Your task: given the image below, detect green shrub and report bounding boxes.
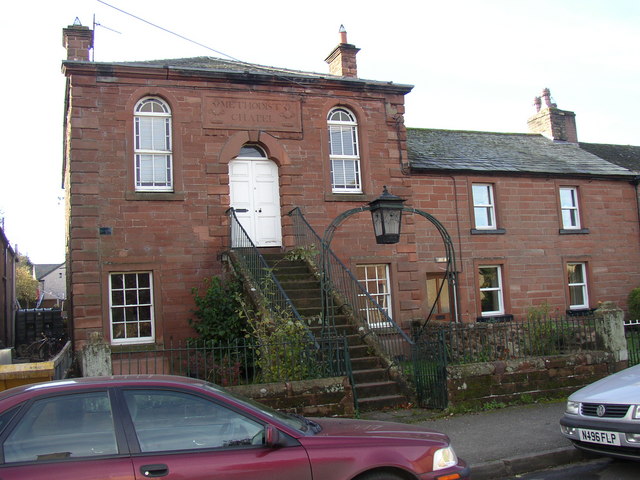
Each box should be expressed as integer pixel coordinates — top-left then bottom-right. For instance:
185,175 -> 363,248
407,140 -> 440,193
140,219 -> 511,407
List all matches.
189,276 -> 246,343
628,287 -> 640,321
526,302 -> 552,322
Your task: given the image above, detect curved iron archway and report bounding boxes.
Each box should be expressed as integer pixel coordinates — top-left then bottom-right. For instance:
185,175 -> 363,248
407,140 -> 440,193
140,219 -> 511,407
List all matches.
321,204 -> 459,336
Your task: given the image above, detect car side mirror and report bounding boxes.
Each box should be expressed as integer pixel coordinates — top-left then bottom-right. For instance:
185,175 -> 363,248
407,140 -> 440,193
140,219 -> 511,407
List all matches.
264,425 -> 281,448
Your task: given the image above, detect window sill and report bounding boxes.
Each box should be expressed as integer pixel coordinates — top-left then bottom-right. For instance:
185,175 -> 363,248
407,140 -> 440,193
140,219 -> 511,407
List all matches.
324,192 -> 374,202
471,228 -> 506,235
559,228 -> 590,235
126,191 -> 185,201
110,341 -> 158,351
566,308 -> 595,317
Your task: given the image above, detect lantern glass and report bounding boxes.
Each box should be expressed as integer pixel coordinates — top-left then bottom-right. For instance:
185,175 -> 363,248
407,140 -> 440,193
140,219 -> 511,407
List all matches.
368,187 -> 405,244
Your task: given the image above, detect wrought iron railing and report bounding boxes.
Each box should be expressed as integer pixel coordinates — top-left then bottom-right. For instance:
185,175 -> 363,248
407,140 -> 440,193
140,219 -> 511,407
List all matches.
418,315 -> 605,364
626,321 -> 640,366
288,207 -> 414,366
226,208 -> 316,344
112,337 -> 352,386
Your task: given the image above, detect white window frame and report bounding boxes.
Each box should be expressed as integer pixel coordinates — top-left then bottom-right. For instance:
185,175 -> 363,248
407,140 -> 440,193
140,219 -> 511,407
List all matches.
109,272 -> 155,345
567,262 -> 589,309
478,265 -> 504,316
472,184 -> 497,229
328,108 -> 361,193
560,187 -> 581,229
134,97 -> 173,192
357,264 -> 392,327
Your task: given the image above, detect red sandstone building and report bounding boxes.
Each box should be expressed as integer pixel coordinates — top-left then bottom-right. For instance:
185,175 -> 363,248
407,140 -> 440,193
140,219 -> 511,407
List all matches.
62,24 -> 640,351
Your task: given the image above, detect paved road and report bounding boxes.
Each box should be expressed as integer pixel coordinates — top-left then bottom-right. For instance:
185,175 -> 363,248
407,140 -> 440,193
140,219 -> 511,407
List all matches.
416,401 -> 570,466
504,458 -> 638,479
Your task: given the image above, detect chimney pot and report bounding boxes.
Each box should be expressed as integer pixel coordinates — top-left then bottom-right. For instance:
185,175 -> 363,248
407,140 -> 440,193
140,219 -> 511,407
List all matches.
527,88 -> 577,143
339,24 -> 348,44
533,96 -> 541,112
541,88 -> 556,108
325,25 -> 360,78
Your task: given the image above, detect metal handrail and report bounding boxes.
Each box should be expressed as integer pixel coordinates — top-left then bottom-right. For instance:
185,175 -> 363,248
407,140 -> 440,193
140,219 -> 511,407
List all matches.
226,208 -> 317,345
288,208 -> 414,365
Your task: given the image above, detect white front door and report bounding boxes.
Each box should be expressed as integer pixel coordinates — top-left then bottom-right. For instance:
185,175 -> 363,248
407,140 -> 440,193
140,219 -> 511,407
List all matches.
229,158 -> 282,247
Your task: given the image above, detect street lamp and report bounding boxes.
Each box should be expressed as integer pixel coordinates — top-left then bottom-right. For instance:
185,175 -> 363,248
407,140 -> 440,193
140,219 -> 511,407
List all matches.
318,186 -> 459,337
368,186 -> 405,244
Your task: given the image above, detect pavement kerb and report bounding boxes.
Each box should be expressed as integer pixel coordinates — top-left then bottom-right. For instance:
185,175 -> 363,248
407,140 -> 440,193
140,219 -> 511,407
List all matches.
470,446 -> 587,480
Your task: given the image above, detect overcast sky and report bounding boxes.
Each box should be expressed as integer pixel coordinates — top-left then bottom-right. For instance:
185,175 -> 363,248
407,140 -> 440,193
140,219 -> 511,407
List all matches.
1,0 -> 638,264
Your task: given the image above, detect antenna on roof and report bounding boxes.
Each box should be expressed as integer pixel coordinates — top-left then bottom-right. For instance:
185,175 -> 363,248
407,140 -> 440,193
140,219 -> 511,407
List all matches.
92,13 -> 121,61
93,14 -> 121,34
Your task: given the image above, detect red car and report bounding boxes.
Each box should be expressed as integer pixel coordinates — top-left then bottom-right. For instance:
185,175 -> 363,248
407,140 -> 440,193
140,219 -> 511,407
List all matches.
0,375 -> 469,480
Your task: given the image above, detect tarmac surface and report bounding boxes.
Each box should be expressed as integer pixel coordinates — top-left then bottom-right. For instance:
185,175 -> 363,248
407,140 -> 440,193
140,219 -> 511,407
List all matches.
361,400 -> 588,479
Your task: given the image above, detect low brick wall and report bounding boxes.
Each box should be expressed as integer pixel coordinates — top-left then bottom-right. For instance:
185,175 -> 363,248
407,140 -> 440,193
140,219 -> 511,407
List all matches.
229,376 -> 355,417
447,351 -> 623,409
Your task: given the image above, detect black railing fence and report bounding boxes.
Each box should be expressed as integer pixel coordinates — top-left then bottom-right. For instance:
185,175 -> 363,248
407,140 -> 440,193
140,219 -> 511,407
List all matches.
626,320 -> 640,366
416,315 -> 604,365
112,337 -> 352,386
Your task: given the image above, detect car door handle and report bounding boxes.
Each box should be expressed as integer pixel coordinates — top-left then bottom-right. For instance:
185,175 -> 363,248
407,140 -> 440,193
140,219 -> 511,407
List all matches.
141,464 -> 169,477
235,208 -> 249,213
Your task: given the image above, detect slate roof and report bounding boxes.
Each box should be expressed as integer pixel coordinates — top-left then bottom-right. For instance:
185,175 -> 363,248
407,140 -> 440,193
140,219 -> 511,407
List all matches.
104,56 -> 413,91
124,56 -> 321,75
407,128 -> 635,178
579,142 -> 640,173
34,263 -> 64,280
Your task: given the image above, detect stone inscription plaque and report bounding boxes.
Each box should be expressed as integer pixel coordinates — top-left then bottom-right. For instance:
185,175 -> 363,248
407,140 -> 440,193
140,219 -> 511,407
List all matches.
203,95 -> 301,132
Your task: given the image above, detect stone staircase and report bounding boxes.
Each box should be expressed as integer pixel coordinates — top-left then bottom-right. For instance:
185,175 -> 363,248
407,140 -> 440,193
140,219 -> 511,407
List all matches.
261,251 -> 409,412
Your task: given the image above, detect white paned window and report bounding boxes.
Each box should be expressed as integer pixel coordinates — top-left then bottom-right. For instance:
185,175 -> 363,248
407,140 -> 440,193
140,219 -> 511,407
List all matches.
560,187 -> 581,229
479,266 -> 504,316
472,184 -> 496,229
357,264 -> 392,327
134,97 -> 173,191
328,108 -> 361,193
567,263 -> 589,309
109,272 -> 154,344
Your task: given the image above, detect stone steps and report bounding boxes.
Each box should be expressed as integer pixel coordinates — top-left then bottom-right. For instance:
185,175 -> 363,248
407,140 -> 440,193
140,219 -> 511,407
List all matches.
262,251 -> 409,412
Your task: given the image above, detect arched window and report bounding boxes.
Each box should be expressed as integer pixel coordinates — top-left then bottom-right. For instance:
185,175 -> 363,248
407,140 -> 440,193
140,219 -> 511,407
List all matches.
327,107 -> 361,193
134,97 -> 173,191
236,145 -> 268,159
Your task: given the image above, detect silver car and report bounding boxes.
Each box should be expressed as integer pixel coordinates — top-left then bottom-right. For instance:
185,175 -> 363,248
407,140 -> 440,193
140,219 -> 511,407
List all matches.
560,363 -> 640,460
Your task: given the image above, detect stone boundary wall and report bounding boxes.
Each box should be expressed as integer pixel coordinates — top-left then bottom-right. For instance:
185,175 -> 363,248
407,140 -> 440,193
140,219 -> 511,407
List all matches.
447,351 -> 624,409
228,376 -> 355,417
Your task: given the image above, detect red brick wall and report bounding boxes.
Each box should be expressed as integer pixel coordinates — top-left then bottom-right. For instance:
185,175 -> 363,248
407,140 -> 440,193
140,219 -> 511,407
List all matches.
64,64 -> 412,349
64,61 -> 640,349
410,174 -> 640,323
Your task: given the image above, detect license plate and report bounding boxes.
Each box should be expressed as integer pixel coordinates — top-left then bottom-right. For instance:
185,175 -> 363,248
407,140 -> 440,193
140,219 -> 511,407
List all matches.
578,428 -> 621,446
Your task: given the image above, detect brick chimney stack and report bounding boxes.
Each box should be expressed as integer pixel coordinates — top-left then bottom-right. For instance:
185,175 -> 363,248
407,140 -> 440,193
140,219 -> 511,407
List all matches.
527,88 -> 578,143
62,20 -> 93,61
325,25 -> 360,78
